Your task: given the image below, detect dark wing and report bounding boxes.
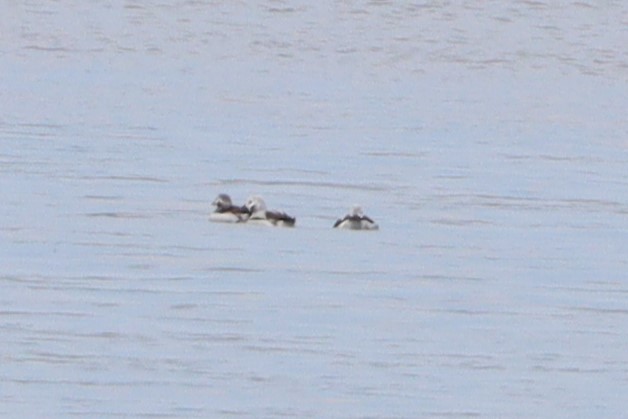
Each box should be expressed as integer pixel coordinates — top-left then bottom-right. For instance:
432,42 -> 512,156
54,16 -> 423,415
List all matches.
217,205 -> 249,215
361,215 -> 376,224
333,215 -> 350,228
236,205 -> 250,215
266,211 -> 296,226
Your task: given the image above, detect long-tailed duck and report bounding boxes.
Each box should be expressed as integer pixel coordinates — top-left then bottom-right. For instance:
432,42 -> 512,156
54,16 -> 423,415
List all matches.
209,193 -> 249,223
245,196 -> 296,227
333,205 -> 379,230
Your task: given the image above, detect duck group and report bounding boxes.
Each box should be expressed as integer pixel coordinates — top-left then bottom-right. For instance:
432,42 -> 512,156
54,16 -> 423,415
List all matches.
210,194 -> 378,230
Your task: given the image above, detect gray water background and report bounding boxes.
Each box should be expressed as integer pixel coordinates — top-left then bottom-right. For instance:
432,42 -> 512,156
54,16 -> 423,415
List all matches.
1,1 -> 627,418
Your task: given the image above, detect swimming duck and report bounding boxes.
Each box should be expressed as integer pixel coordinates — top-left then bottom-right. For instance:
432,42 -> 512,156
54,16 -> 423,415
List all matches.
333,205 -> 378,230
209,194 -> 249,223
245,196 -> 296,227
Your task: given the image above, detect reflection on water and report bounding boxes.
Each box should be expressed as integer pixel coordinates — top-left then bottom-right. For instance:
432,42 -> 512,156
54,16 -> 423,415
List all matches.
2,1 -> 627,418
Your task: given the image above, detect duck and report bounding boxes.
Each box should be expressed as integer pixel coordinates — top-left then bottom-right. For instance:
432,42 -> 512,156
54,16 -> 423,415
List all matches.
245,196 -> 296,227
209,194 -> 249,223
333,205 -> 379,230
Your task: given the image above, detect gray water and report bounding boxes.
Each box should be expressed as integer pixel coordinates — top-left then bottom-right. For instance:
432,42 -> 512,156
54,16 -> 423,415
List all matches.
1,1 -> 627,418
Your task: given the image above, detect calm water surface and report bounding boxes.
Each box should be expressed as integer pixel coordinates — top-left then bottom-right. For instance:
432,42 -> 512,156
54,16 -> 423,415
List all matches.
1,1 -> 627,418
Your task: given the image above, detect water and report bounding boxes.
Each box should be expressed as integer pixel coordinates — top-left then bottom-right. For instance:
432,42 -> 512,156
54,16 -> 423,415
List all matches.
1,1 -> 627,418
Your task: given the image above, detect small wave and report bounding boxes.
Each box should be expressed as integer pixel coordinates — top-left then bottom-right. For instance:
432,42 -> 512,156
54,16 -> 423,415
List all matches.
80,175 -> 169,183
23,45 -> 71,52
84,212 -> 150,219
216,178 -> 389,192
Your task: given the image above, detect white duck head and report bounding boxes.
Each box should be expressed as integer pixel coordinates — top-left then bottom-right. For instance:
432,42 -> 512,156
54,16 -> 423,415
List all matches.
245,196 -> 267,214
350,205 -> 364,217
